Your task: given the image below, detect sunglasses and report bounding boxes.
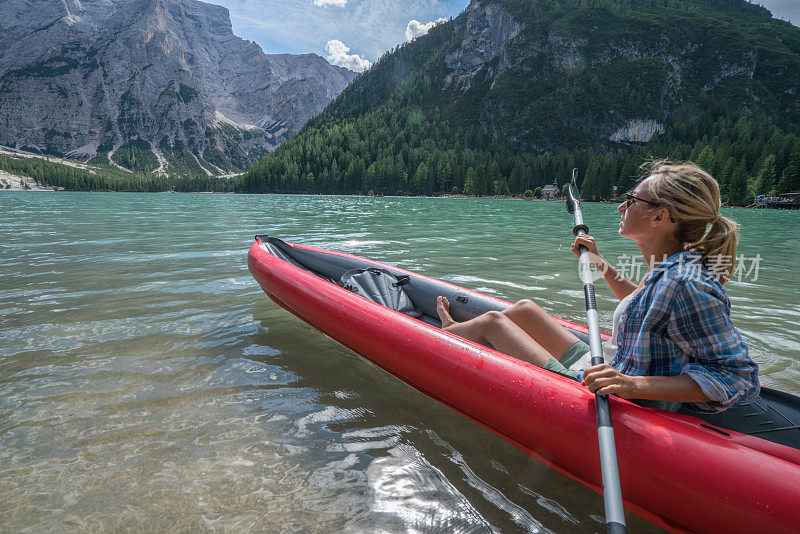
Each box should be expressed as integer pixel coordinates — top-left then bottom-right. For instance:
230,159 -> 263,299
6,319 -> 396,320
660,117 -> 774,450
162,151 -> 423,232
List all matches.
625,193 -> 675,222
625,192 -> 659,209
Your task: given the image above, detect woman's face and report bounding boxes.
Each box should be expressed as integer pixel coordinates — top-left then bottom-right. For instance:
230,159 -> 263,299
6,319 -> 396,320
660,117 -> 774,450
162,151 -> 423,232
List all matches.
618,178 -> 660,240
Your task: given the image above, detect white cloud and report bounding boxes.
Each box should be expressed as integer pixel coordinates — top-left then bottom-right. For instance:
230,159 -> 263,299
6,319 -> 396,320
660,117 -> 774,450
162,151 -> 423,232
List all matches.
313,0 -> 347,7
214,1 -> 469,61
405,18 -> 446,41
325,39 -> 372,72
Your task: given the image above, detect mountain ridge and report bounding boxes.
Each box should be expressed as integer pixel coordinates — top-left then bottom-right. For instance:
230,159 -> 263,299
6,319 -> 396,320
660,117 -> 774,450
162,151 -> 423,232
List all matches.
238,0 -> 800,204
0,0 -> 356,178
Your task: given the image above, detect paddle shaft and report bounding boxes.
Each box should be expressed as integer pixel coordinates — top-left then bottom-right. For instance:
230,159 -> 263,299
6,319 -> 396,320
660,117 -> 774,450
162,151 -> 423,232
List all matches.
570,185 -> 626,533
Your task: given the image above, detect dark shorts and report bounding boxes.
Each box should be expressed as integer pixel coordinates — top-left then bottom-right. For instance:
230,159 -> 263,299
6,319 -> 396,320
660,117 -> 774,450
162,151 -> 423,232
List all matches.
543,340 -> 590,380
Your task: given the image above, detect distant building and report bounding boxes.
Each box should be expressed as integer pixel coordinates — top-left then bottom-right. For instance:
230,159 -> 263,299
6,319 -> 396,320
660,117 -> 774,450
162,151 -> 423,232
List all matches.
751,192 -> 800,210
781,192 -> 800,204
542,180 -> 559,199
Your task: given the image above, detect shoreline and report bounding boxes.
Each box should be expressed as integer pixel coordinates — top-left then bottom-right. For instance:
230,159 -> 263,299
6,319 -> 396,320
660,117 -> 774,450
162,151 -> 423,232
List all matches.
0,171 -> 62,191
1,184 -> 796,209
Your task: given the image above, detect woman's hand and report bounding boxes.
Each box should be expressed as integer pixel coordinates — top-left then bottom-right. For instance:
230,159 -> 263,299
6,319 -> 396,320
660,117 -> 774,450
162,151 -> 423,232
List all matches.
572,234 -> 606,270
572,234 -> 638,300
582,364 -> 640,398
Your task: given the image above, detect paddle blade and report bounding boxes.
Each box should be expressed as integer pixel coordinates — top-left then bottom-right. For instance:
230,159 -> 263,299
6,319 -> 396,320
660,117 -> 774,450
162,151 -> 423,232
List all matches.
566,168 -> 579,214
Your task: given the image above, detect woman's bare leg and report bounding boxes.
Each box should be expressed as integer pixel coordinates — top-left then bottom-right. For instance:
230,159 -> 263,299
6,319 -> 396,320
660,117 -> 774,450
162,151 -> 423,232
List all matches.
500,299 -> 581,359
437,297 -> 580,362
436,297 -> 552,366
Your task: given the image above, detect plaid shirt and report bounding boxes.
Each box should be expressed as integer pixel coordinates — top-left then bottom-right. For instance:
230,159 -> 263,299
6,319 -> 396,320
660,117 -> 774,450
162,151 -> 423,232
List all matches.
580,251 -> 760,412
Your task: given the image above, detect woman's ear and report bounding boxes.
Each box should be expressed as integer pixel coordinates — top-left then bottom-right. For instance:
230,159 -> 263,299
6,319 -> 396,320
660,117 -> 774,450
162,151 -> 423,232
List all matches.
652,207 -> 673,225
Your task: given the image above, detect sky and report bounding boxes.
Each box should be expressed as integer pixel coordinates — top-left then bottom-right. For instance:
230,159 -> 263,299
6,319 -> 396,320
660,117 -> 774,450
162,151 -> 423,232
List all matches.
757,0 -> 800,26
213,0 -> 469,71
212,0 -> 800,72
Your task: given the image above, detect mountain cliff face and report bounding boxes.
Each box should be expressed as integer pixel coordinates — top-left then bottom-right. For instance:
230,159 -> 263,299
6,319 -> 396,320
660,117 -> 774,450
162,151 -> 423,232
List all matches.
337,0 -> 800,150
0,0 -> 355,175
459,0 -> 800,149
239,0 -> 800,201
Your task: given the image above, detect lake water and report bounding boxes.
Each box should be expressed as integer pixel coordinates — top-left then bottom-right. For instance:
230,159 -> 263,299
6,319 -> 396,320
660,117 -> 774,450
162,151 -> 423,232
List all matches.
1,192 -> 798,532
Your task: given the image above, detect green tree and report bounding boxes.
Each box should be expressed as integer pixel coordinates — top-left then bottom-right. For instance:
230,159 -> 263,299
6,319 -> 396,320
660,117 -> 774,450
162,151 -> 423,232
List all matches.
581,158 -> 604,200
695,146 -> 715,176
463,168 -> 477,196
750,154 -> 775,197
510,165 -> 526,193
413,161 -> 429,194
494,177 -> 511,196
727,162 -> 750,206
778,145 -> 800,193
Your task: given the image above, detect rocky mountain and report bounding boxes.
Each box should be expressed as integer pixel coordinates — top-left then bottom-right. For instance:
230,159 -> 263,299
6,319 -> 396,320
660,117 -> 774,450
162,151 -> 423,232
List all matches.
239,0 -> 800,203
0,0 -> 356,176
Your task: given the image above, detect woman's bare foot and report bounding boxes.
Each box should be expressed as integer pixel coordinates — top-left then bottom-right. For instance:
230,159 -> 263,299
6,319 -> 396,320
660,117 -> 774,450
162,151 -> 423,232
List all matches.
437,296 -> 457,328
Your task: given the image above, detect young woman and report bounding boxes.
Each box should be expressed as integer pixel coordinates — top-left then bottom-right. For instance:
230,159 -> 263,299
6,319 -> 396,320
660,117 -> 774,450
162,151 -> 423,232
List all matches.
436,161 -> 760,412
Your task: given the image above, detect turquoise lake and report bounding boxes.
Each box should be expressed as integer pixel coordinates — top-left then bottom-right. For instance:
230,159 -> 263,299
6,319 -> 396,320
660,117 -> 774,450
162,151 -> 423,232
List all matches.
1,192 -> 798,532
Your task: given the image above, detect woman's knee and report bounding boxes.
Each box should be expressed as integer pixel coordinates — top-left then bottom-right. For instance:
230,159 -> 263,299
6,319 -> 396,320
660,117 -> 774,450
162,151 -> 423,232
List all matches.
482,310 -> 510,329
510,299 -> 545,316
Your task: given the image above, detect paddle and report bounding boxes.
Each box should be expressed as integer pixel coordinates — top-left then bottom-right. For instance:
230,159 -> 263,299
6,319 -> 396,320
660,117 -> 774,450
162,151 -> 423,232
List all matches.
565,168 -> 626,533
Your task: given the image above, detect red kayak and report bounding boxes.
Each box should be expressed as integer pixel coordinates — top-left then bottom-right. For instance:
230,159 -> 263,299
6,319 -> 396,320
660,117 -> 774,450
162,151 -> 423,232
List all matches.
248,235 -> 800,533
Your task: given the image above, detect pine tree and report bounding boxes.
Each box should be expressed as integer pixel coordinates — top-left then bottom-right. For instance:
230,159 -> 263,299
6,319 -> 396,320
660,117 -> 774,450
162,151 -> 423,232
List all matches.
495,177 -> 511,196
695,146 -> 715,175
727,162 -> 750,206
509,165 -> 524,193
581,157 -> 604,200
750,154 -> 776,197
778,144 -> 800,194
413,162 -> 428,194
463,167 -> 476,196
717,156 -> 737,195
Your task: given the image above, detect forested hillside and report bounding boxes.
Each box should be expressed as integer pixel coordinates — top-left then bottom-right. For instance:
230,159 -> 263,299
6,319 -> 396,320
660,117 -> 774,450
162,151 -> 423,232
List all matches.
237,0 -> 800,204
0,153 -> 234,192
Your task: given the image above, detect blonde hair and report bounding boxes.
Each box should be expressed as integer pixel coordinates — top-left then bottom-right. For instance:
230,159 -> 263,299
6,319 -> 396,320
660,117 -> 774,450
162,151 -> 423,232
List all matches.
640,160 -> 739,284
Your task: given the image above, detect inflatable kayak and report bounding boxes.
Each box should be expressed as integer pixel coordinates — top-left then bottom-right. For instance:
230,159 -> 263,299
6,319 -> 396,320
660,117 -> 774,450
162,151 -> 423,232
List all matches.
248,235 -> 800,534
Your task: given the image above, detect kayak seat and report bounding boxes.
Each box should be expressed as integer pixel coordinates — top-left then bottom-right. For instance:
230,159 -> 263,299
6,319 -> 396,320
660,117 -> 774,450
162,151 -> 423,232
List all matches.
339,268 -> 423,318
677,387 -> 800,450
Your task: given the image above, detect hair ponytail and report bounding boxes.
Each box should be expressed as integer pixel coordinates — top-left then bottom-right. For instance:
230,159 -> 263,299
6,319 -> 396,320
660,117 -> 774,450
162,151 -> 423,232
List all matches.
642,160 -> 740,284
686,215 -> 739,284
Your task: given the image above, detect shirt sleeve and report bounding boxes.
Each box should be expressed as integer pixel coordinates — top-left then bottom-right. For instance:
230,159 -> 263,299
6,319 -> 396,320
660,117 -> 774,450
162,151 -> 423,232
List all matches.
667,279 -> 760,412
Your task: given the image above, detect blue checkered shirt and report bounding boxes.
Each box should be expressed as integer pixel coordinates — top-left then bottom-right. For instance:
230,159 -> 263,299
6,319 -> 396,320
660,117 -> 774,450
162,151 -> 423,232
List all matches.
579,250 -> 760,412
